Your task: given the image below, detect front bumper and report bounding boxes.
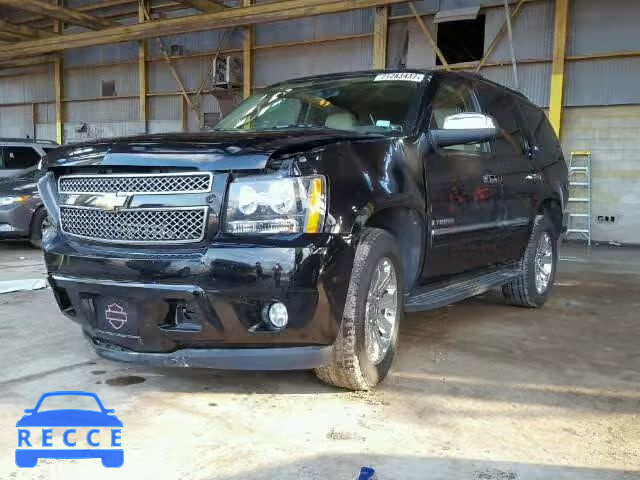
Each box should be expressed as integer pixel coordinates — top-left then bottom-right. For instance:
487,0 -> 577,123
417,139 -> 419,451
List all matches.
45,233 -> 354,370
92,339 -> 332,370
0,223 -> 28,238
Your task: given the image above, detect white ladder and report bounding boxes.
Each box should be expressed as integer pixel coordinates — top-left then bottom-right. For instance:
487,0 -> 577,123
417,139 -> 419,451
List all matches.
565,151 -> 592,246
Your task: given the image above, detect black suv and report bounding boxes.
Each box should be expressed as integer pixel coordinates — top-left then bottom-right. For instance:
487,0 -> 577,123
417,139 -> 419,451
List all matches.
39,70 -> 568,390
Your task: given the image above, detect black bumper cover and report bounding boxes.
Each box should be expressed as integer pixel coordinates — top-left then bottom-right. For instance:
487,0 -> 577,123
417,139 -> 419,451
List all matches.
45,234 -> 354,371
92,338 -> 332,370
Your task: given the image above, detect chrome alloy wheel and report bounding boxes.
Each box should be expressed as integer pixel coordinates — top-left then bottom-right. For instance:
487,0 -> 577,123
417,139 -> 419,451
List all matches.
534,232 -> 554,294
364,257 -> 399,365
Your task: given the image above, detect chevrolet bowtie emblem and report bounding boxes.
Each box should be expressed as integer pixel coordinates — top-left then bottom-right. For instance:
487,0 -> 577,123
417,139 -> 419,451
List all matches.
93,192 -> 129,211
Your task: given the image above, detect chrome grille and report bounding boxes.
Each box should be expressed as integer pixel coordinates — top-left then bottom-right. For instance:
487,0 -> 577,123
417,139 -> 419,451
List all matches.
60,206 -> 208,244
58,172 -> 212,194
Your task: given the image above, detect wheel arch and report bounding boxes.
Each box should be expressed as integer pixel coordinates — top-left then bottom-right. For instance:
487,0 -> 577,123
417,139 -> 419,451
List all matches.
537,198 -> 563,239
359,207 -> 425,292
29,204 -> 46,234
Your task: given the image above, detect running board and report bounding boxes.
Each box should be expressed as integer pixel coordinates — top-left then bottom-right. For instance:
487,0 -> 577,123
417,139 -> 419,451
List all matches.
404,266 -> 522,312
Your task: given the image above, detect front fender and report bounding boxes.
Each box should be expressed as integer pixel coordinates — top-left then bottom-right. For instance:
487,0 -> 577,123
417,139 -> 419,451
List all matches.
295,136 -> 425,236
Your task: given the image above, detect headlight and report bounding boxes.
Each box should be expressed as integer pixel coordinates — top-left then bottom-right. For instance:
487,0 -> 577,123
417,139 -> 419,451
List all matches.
224,174 -> 326,234
0,195 -> 29,206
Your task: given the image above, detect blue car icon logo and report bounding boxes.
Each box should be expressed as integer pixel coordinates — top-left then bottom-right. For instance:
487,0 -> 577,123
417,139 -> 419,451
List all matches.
16,391 -> 123,468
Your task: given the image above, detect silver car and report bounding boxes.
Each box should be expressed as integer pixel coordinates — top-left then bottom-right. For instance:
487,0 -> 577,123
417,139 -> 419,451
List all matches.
0,138 -> 59,247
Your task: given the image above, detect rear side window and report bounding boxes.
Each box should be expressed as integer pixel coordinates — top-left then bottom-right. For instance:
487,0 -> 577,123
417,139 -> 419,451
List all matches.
2,146 -> 41,169
430,81 -> 489,153
477,87 -> 527,156
518,100 -> 561,164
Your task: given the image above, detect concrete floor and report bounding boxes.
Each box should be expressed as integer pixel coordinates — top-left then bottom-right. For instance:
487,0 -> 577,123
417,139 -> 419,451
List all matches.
0,241 -> 638,480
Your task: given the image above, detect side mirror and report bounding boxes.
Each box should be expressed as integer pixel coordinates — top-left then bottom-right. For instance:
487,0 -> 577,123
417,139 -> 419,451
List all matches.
24,409 -> 34,414
431,113 -> 497,148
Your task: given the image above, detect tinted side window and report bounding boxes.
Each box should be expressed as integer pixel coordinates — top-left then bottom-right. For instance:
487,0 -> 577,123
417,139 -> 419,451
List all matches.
430,82 -> 489,153
476,85 -> 527,156
3,146 -> 41,169
518,100 -> 560,159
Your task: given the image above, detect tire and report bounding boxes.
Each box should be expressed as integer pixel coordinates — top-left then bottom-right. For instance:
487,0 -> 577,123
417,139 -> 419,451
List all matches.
314,228 -> 404,390
29,207 -> 49,249
502,214 -> 558,308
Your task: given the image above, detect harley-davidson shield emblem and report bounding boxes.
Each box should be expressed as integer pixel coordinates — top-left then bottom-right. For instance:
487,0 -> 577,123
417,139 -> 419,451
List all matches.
105,303 -> 128,330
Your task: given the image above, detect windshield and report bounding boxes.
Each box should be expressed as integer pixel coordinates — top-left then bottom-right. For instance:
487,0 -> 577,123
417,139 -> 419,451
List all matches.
215,73 -> 428,136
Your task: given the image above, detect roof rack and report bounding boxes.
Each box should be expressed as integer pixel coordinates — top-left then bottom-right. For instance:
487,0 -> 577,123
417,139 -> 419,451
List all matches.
454,71 -> 530,101
0,138 -> 58,145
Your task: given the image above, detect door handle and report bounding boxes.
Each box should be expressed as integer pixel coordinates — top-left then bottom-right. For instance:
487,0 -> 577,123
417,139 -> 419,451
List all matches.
482,174 -> 501,185
525,173 -> 543,183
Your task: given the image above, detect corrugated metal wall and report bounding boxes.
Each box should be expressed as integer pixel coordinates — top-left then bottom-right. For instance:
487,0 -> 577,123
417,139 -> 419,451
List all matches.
484,1 -> 554,63
1,0 -> 640,133
65,64 -> 139,99
252,9 -> 374,86
0,64 -> 54,138
565,0 -> 640,107
254,37 -> 374,86
400,0 -> 555,107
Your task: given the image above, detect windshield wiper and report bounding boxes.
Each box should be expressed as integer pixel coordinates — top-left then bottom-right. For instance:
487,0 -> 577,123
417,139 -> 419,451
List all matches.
272,124 -> 334,130
213,124 -> 330,132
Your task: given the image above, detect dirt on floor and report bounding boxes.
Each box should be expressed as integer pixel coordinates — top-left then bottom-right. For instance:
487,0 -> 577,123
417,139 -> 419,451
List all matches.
0,244 -> 638,480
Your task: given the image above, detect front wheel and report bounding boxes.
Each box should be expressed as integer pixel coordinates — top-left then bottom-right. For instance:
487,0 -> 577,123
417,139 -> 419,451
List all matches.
502,215 -> 558,308
314,228 -> 404,390
29,207 -> 50,249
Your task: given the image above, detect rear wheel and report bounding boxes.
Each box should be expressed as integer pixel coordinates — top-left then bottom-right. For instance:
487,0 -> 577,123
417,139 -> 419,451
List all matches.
29,207 -> 50,249
314,228 -> 404,390
502,215 -> 558,308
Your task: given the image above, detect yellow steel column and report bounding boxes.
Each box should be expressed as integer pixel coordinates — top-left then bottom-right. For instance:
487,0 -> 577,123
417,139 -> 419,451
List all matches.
54,57 -> 63,144
138,0 -> 148,133
53,0 -> 64,144
373,6 -> 388,69
242,0 -> 253,99
549,0 -> 569,137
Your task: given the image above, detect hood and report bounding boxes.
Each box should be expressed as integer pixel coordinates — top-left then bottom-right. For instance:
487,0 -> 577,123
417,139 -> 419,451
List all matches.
0,169 -> 39,195
0,169 -> 25,179
44,130 -> 382,171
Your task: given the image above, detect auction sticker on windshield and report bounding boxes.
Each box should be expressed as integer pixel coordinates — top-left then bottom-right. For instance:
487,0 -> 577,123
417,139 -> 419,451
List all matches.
374,72 -> 425,82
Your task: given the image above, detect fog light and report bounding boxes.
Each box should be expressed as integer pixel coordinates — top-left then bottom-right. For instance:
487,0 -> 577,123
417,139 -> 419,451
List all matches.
267,302 -> 288,329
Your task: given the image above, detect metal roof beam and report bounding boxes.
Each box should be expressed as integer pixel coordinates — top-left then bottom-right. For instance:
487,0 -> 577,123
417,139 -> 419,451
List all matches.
0,0 -> 409,60
0,32 -> 27,42
178,0 -> 228,13
15,0 -> 137,26
0,0 -> 118,29
0,18 -> 56,39
0,54 -> 57,69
